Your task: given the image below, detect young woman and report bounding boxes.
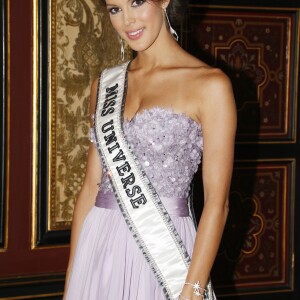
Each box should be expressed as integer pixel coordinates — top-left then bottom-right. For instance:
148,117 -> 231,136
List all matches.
63,0 -> 236,299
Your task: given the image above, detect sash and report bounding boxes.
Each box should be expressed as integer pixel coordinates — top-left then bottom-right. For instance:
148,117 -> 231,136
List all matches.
94,62 -> 215,300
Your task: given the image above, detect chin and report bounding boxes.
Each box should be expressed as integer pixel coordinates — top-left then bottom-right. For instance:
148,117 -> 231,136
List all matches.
126,42 -> 150,53
130,46 -> 148,53
126,38 -> 157,53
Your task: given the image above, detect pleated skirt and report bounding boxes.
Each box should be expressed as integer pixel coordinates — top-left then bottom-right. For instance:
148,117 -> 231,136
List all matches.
65,205 -> 197,300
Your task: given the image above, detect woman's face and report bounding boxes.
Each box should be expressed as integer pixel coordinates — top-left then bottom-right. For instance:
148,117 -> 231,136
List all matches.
105,0 -> 166,52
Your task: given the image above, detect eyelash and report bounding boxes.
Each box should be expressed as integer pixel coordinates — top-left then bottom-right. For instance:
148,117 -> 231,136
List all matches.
108,7 -> 120,15
132,0 -> 146,7
108,0 -> 146,15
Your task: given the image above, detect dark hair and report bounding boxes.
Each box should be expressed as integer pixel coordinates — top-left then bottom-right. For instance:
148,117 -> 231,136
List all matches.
166,0 -> 188,26
99,0 -> 188,26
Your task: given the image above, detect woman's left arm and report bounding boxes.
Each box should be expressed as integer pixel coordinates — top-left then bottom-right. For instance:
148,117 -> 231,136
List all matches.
181,69 -> 237,300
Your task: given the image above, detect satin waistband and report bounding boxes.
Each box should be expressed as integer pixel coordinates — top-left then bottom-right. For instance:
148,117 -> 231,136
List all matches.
95,191 -> 189,217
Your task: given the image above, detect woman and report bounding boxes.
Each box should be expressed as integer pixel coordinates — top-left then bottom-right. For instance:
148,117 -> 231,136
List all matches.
64,0 -> 236,299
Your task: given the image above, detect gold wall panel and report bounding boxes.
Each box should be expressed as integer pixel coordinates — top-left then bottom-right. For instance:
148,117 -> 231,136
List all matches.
47,0 -> 131,230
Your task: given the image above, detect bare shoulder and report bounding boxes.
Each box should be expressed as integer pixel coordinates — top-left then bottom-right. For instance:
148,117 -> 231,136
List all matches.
176,55 -> 235,122
190,64 -> 233,98
204,67 -> 231,89
177,54 -> 233,99
199,68 -> 233,106
192,66 -> 236,126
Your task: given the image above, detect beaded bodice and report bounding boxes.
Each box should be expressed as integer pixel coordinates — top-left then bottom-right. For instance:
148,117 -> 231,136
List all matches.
94,108 -> 203,198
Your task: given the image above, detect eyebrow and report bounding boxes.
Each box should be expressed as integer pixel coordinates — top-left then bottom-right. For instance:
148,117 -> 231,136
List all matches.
106,0 -> 132,6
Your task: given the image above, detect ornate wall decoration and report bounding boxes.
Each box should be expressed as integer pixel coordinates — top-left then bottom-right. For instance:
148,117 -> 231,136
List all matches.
33,0 -> 131,243
212,160 -> 294,295
49,0 -> 131,230
184,7 -> 299,142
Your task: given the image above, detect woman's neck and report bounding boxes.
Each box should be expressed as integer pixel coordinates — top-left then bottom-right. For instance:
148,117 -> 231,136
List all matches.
131,31 -> 182,72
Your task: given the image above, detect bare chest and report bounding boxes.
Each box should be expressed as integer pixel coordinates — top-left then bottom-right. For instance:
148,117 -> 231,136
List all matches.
125,75 -> 186,118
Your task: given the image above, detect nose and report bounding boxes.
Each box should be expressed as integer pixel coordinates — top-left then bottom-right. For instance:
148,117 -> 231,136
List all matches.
123,9 -> 136,26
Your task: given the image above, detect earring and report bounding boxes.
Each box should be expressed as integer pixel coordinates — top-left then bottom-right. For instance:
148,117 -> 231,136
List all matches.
164,8 -> 179,41
120,37 -> 125,61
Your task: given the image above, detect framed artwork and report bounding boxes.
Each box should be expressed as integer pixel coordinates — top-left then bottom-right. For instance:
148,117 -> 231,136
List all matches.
32,0 -> 131,247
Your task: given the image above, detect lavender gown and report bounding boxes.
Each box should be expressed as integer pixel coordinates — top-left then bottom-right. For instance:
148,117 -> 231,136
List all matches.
65,107 -> 203,300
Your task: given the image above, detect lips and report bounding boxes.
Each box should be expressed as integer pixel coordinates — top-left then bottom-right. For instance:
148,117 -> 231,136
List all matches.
126,28 -> 144,40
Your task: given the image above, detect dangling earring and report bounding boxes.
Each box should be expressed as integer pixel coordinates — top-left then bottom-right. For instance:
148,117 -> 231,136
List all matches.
164,8 -> 179,41
120,37 -> 125,61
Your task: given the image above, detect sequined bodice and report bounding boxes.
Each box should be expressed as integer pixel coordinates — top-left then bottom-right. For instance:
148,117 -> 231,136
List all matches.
97,108 -> 203,198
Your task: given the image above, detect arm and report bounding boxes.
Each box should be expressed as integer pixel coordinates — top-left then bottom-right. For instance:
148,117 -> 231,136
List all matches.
181,70 -> 236,299
63,79 -> 102,297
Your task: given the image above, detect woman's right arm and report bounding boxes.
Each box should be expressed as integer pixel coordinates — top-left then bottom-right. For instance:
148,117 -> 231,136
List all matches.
63,78 -> 102,297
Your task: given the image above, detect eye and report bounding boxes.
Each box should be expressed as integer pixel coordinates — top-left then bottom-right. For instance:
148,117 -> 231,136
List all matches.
107,6 -> 121,15
132,0 -> 145,7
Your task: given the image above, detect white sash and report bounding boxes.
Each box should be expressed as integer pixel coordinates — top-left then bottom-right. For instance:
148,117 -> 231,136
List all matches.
94,62 -> 215,300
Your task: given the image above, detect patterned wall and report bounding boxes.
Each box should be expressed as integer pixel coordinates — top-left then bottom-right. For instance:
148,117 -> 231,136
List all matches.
46,0 -> 131,232
184,6 -> 298,142
184,5 -> 299,297
214,161 -> 294,295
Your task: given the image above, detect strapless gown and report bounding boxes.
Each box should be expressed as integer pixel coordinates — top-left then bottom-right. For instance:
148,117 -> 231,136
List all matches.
65,107 -> 204,300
